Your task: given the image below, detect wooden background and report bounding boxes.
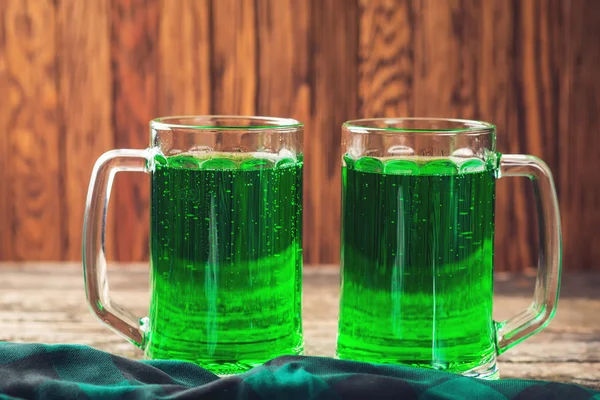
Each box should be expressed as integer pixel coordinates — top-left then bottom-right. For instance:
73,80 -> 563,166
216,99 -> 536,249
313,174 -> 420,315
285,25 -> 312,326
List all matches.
0,0 -> 598,271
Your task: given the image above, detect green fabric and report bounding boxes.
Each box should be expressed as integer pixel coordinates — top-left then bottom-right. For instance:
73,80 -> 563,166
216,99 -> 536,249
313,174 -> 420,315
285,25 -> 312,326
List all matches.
0,342 -> 597,399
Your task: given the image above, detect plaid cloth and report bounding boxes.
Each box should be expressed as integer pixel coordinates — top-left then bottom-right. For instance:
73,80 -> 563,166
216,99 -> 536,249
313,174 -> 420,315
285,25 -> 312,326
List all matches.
0,343 -> 598,399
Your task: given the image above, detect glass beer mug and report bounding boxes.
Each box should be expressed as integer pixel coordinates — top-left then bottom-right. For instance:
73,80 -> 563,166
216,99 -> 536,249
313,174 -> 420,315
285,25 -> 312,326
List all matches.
83,116 -> 304,374
337,118 -> 561,379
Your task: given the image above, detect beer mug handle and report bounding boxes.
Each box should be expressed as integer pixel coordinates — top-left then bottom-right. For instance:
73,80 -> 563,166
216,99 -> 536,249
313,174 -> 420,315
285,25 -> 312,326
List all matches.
495,154 -> 562,354
83,149 -> 150,347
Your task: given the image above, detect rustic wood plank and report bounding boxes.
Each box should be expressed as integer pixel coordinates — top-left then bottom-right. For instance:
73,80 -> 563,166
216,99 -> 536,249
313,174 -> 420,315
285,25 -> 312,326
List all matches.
307,0 -> 359,263
359,0 -> 570,272
157,0 -> 211,115
211,0 -> 256,115
361,0 -> 528,269
255,0 -> 310,120
57,0 -> 113,260
412,0 -> 545,271
477,0 -> 526,273
0,0 -> 9,259
0,0 -> 598,273
110,0 -> 159,262
494,0 -> 568,272
0,0 -> 62,260
0,264 -> 598,388
501,363 -> 600,390
412,0 -> 481,118
563,0 -> 600,271
255,0 -> 312,260
358,0 -> 414,118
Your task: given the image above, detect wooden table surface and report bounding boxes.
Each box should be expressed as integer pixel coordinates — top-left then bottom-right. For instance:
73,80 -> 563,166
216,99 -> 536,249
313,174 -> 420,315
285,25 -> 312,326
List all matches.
0,263 -> 598,389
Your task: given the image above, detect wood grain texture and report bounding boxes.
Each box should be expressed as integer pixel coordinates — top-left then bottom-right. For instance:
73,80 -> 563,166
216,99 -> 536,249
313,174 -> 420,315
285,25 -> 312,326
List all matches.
358,0 -> 571,271
110,0 -> 159,261
255,0 -> 311,120
0,0 -> 8,259
157,0 -> 211,115
0,264 -> 598,388
477,0 -> 531,273
211,0 -> 256,115
412,0 -> 481,118
255,0 -> 312,259
495,0 -> 568,272
414,0 -> 536,270
0,0 -> 62,260
57,0 -> 113,260
563,0 -> 600,270
307,0 -> 359,263
358,0 -> 414,117
0,1 -> 598,270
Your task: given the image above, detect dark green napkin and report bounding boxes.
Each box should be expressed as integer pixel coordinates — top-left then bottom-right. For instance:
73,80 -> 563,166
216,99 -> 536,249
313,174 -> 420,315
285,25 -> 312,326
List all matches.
0,342 -> 597,399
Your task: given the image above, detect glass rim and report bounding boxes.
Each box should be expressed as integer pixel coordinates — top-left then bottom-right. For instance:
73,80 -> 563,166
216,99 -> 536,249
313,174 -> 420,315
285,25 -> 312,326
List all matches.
150,115 -> 303,131
343,117 -> 496,136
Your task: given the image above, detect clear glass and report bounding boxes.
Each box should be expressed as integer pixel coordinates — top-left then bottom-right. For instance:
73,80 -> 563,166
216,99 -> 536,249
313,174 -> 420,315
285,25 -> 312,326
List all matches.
83,116 -> 304,374
337,117 -> 561,379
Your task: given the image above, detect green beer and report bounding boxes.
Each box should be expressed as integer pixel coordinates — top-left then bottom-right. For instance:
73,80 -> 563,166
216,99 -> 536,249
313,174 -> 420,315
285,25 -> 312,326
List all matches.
338,155 -> 497,374
147,153 -> 303,374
